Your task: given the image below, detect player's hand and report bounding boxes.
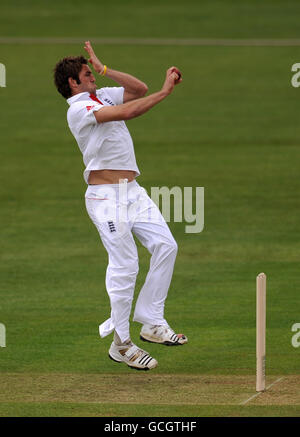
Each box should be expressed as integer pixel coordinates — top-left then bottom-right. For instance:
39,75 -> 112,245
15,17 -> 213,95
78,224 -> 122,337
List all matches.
169,66 -> 182,85
84,41 -> 104,75
162,66 -> 183,95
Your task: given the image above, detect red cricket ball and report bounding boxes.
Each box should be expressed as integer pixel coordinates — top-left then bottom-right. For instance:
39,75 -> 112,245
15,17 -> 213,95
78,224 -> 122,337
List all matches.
172,67 -> 182,83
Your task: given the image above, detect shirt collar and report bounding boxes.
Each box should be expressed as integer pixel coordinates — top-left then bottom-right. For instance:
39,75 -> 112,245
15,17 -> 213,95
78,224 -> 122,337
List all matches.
67,92 -> 91,106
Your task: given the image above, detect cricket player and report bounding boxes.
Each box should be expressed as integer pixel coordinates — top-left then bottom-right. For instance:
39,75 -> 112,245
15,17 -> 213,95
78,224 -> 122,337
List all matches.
54,41 -> 187,370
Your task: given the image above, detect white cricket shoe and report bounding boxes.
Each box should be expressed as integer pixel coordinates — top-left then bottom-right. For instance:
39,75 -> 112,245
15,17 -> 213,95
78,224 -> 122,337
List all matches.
108,341 -> 158,371
140,324 -> 188,346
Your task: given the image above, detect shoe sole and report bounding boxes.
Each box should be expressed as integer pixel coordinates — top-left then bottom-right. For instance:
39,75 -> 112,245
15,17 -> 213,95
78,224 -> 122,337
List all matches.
108,353 -> 154,371
140,334 -> 185,346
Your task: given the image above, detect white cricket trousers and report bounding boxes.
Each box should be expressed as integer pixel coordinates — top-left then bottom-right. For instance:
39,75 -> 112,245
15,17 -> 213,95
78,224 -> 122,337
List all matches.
85,179 -> 178,343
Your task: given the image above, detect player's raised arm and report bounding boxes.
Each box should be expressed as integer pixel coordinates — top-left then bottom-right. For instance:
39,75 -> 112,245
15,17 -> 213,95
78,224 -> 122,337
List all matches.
84,40 -> 148,102
93,66 -> 182,124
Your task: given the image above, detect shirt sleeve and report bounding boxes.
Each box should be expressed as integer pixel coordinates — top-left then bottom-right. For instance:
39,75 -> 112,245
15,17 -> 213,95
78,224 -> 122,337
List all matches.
67,101 -> 103,137
98,87 -> 124,105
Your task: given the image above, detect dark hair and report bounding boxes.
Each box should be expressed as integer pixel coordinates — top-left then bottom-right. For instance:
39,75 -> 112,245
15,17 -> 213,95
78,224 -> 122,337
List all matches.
54,56 -> 88,98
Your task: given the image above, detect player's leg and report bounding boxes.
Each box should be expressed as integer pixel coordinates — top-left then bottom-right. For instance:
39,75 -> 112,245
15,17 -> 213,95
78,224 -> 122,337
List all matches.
85,184 -> 158,369
131,188 -> 188,346
132,219 -> 177,325
85,185 -> 138,343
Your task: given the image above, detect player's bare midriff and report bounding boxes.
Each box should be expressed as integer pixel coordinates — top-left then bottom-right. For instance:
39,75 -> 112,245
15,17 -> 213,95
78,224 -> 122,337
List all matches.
88,169 -> 136,185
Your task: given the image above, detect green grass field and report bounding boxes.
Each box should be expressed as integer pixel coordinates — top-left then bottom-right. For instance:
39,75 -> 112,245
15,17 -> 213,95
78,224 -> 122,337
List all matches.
1,0 -> 300,417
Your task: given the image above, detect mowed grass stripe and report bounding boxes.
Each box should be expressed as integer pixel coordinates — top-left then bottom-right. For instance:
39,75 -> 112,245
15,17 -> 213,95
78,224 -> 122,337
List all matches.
2,37 -> 300,46
0,374 -> 296,406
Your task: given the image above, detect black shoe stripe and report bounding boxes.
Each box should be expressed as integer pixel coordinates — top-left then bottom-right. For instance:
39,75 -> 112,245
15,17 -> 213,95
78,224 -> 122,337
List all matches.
143,356 -> 153,367
139,354 -> 150,365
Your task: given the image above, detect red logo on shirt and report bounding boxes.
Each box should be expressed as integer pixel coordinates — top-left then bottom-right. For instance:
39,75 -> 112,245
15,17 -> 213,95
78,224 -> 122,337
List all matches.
86,105 -> 95,111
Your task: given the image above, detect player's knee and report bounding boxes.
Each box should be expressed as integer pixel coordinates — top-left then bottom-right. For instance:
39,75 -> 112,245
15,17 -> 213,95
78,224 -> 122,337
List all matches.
121,256 -> 139,279
170,239 -> 178,255
157,239 -> 178,259
165,241 -> 177,260
108,256 -> 139,280
128,258 -> 139,277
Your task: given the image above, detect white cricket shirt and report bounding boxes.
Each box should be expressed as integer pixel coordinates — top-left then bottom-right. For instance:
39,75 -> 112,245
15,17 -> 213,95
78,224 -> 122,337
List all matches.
67,87 -> 140,184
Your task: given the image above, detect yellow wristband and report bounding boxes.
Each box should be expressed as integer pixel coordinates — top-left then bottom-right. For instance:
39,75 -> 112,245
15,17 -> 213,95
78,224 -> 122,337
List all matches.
101,65 -> 107,76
